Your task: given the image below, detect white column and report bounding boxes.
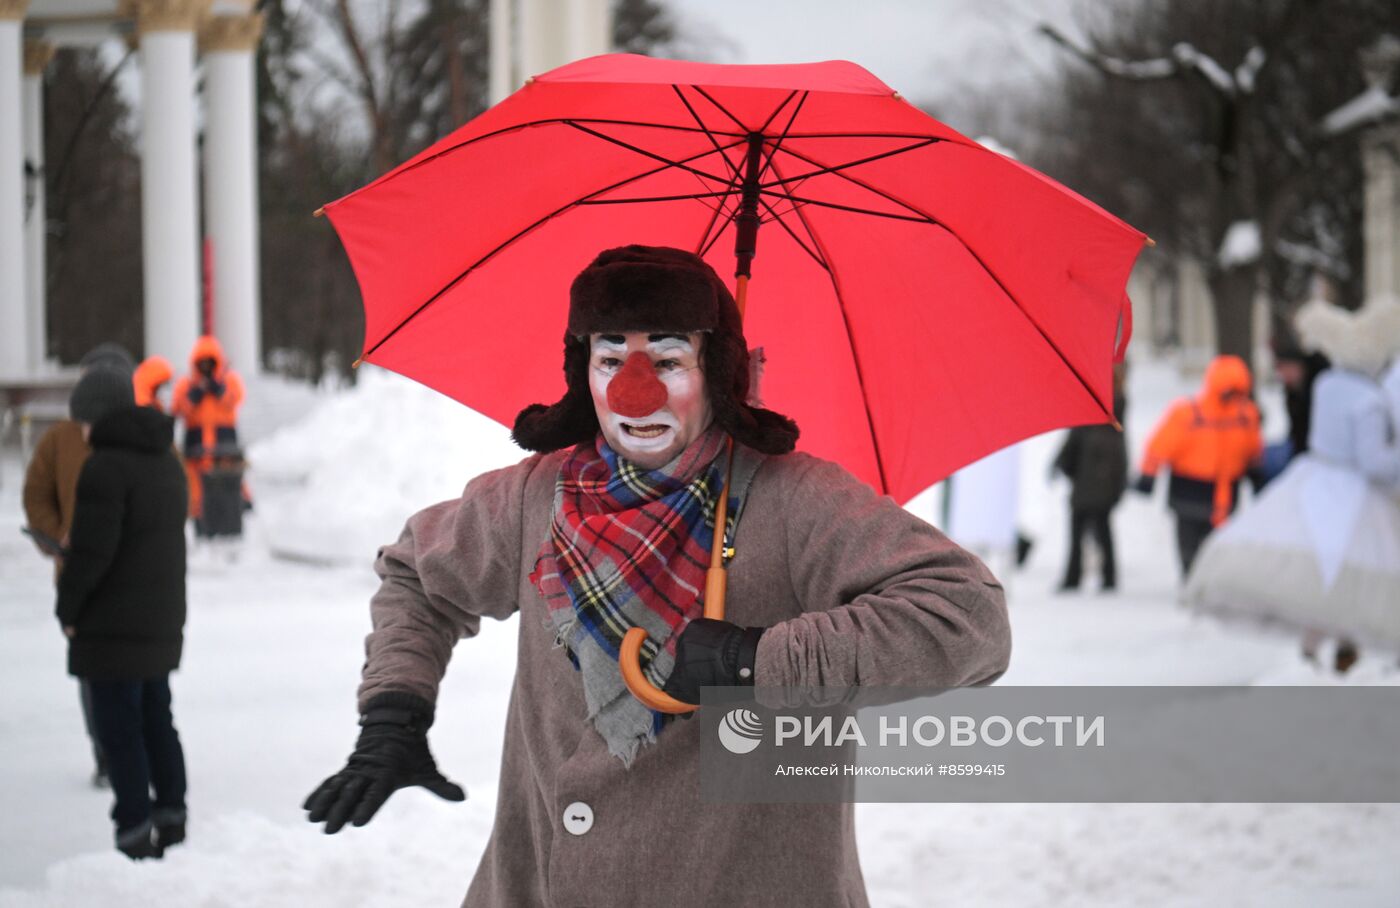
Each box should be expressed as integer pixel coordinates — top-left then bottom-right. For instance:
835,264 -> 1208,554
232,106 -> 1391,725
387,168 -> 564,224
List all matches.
23,39 -> 53,373
520,0 -> 566,78
563,0 -> 588,62
585,0 -> 612,57
0,1 -> 28,379
201,13 -> 263,374
137,0 -> 203,367
488,0 -> 512,104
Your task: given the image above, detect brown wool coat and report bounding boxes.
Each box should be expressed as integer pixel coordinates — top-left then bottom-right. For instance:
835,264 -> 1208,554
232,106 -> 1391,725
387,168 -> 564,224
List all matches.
361,449 -> 1011,908
23,420 -> 90,551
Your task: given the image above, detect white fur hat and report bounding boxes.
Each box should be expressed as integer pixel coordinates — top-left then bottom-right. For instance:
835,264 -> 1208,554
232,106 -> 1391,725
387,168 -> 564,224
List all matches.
1294,295 -> 1400,376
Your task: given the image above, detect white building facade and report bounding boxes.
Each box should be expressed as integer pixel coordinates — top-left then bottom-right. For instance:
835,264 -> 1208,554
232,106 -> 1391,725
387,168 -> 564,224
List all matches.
3,0 -> 609,379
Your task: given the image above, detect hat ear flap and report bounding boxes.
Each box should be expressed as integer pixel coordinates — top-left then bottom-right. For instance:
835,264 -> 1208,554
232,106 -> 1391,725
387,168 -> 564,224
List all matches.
512,337 -> 600,452
704,329 -> 800,456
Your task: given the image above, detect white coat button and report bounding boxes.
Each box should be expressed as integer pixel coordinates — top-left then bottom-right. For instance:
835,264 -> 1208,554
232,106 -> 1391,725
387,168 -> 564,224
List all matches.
562,801 -> 593,836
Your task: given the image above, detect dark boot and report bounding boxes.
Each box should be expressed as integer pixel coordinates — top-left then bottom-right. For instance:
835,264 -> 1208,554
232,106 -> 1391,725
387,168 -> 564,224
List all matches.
153,807 -> 186,849
1335,640 -> 1360,674
116,821 -> 163,861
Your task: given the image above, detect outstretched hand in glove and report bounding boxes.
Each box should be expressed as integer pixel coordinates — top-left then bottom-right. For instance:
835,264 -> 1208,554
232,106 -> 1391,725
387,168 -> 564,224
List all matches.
303,692 -> 465,833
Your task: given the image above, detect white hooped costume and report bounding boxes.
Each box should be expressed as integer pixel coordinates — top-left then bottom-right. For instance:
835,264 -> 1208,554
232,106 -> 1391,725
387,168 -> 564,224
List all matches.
1184,296 -> 1400,652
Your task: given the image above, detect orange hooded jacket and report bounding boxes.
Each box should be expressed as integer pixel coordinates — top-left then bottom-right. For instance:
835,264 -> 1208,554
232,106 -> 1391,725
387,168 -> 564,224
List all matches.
133,356 -> 174,411
171,335 -> 245,456
1139,355 -> 1262,526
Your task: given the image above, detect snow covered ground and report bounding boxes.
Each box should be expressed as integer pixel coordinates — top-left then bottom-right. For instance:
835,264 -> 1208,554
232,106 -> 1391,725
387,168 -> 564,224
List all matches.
3,360 -> 1398,907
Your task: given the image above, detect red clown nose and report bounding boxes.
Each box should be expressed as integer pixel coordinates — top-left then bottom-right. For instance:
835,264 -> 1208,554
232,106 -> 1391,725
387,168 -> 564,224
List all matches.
607,352 -> 668,418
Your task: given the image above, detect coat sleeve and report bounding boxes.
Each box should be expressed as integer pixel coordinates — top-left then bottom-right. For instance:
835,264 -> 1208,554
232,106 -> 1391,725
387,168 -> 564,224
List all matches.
1139,401 -> 1189,476
22,428 -> 64,545
56,457 -> 126,627
222,371 -> 245,414
755,457 -> 1010,690
357,458 -> 538,710
1053,430 -> 1080,480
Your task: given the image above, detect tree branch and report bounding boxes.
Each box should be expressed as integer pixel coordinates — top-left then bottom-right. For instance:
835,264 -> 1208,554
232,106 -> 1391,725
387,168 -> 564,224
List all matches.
1039,24 -> 1265,100
1038,25 -> 1177,81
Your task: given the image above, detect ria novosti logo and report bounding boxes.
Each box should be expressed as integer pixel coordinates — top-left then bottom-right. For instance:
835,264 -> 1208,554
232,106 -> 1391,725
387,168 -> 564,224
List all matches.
717,708 -> 764,754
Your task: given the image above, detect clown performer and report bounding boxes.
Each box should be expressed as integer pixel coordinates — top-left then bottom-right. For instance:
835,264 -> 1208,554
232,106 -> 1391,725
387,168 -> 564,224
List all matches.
1185,296 -> 1400,667
303,246 -> 1011,906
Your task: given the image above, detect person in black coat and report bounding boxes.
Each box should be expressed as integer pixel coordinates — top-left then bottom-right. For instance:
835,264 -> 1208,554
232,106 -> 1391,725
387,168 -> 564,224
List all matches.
1053,390 -> 1129,592
56,369 -> 189,860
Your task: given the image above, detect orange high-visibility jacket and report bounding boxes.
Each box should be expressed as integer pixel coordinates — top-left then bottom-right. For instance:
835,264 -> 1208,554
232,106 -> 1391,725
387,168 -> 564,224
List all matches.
171,335 -> 245,455
1139,355 -> 1263,525
133,355 -> 174,412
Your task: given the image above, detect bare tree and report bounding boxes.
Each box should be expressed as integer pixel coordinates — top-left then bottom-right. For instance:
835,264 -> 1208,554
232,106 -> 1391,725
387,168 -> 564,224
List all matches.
255,0 -> 684,381
1032,0 -> 1396,358
44,48 -> 145,363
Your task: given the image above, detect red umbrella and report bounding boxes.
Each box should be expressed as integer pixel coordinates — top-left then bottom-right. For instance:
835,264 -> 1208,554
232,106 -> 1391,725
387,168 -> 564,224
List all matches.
321,53 -> 1146,710
323,53 -> 1145,500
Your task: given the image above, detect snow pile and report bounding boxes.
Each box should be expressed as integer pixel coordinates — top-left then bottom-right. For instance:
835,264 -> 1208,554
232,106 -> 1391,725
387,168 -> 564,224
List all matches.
246,368 -> 525,563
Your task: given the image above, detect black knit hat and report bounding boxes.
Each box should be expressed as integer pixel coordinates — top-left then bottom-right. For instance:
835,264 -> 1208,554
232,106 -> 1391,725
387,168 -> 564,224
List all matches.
70,366 -> 136,424
511,245 -> 799,455
78,343 -> 136,376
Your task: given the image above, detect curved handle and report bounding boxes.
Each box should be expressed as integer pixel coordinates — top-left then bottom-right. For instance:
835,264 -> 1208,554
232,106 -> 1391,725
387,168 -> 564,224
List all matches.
619,627 -> 698,714
619,438 -> 737,714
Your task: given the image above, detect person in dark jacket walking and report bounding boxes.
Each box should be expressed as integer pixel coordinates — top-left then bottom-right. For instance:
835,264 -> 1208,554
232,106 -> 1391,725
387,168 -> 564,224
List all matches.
25,349 -> 138,789
56,368 -> 190,861
1054,387 -> 1128,592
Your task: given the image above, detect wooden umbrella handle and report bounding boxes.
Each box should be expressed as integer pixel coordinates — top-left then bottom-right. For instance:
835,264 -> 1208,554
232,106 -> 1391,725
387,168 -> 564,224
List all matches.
619,437 -> 737,713
619,628 -> 698,714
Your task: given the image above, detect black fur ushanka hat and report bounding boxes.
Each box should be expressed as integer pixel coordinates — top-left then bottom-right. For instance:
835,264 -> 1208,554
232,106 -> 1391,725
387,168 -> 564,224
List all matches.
511,245 -> 800,455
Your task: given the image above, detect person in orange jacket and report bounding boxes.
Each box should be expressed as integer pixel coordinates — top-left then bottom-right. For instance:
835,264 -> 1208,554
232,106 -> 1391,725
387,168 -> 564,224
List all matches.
133,356 -> 174,412
171,336 -> 245,526
1134,354 -> 1263,576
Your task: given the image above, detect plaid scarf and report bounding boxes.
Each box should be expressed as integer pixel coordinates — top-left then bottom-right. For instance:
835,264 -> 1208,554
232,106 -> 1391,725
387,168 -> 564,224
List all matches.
531,425 -> 760,765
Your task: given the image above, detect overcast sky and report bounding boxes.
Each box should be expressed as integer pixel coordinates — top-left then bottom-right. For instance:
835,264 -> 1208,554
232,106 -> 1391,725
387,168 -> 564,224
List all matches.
663,0 -> 1089,107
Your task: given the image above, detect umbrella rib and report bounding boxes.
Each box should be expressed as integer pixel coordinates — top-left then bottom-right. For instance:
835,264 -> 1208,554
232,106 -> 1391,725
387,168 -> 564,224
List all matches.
756,190 -> 934,224
668,84 -> 752,248
694,188 -> 739,258
578,190 -> 735,205
756,89 -> 801,135
564,121 -> 736,188
671,85 -> 741,183
755,131 -> 975,141
757,92 -> 809,185
757,196 -> 828,270
779,142 -> 1114,420
330,117 -> 747,208
758,160 -> 828,270
362,137 -> 750,358
690,85 -> 750,133
698,211 -> 734,260
765,156 -> 890,494
760,138 -> 939,189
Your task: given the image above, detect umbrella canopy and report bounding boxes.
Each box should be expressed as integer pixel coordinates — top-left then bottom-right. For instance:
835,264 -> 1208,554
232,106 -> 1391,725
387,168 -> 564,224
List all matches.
323,54 -> 1146,504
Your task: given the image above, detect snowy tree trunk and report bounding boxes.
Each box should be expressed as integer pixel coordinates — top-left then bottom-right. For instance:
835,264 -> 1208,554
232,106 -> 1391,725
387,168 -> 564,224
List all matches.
1208,263 -> 1257,362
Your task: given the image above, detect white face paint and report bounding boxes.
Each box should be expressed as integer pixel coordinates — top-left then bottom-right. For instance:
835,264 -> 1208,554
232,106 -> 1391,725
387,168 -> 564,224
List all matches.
589,331 -> 713,470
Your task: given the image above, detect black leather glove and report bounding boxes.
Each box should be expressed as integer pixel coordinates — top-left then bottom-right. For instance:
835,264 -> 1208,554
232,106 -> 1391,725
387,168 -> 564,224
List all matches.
662,617 -> 764,706
187,386 -> 206,405
1132,474 -> 1155,495
303,692 -> 465,834
205,378 -> 226,399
